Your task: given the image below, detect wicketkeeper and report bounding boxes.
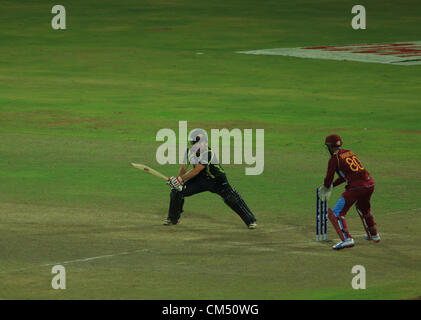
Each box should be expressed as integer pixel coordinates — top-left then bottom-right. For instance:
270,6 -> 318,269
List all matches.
165,129 -> 257,229
319,134 -> 380,250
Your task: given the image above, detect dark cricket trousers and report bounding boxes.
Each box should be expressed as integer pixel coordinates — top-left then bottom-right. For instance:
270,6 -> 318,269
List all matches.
167,175 -> 257,226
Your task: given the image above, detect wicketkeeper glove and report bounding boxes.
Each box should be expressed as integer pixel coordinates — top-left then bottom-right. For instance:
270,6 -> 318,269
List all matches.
319,184 -> 333,202
167,176 -> 184,192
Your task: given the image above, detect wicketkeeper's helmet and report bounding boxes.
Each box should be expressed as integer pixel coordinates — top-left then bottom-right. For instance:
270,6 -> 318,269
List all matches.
324,134 -> 343,148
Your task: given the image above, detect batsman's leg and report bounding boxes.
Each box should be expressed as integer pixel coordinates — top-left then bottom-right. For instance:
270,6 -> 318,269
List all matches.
165,176 -> 209,225
166,189 -> 185,225
219,185 -> 257,228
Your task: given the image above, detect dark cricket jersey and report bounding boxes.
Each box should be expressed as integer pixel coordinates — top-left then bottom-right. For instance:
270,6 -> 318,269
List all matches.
324,148 -> 374,190
184,147 -> 226,180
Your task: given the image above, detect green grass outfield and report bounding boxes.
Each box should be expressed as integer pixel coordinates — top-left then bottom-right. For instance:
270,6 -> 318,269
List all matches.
1,0 -> 420,299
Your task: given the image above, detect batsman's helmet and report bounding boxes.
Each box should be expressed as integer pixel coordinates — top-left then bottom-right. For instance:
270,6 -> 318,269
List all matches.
325,134 -> 343,148
189,128 -> 208,145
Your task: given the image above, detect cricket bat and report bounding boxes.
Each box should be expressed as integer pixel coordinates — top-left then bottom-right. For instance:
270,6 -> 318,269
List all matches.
131,163 -> 168,181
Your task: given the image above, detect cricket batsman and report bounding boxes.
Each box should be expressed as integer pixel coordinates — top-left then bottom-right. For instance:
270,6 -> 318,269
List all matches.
319,134 -> 380,250
165,129 -> 258,229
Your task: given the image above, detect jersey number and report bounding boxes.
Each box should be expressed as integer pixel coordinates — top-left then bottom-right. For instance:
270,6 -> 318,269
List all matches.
346,156 -> 364,172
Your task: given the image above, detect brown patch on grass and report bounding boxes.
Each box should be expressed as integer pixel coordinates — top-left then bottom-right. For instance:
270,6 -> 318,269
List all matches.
308,127 -> 421,135
187,120 -> 269,130
395,130 -> 421,135
146,27 -> 172,32
46,117 -> 129,129
0,110 -> 132,129
45,119 -> 85,128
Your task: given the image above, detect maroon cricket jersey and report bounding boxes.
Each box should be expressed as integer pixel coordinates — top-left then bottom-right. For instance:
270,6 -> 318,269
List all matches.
324,149 -> 374,190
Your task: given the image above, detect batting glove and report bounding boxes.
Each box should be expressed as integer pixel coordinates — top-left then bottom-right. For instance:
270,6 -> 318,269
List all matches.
167,176 -> 183,192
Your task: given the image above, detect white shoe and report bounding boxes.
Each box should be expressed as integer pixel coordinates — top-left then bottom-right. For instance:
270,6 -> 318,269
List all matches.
163,218 -> 180,226
248,222 -> 257,230
332,238 -> 355,250
364,233 -> 381,242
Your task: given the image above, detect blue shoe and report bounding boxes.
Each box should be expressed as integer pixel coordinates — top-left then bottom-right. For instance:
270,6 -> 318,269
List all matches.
332,238 -> 355,250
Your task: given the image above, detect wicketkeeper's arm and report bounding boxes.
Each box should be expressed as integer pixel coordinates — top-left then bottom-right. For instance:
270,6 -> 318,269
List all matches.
333,176 -> 345,187
323,157 -> 337,188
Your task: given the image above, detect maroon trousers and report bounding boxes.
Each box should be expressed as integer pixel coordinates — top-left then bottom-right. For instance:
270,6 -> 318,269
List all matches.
333,186 -> 378,238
